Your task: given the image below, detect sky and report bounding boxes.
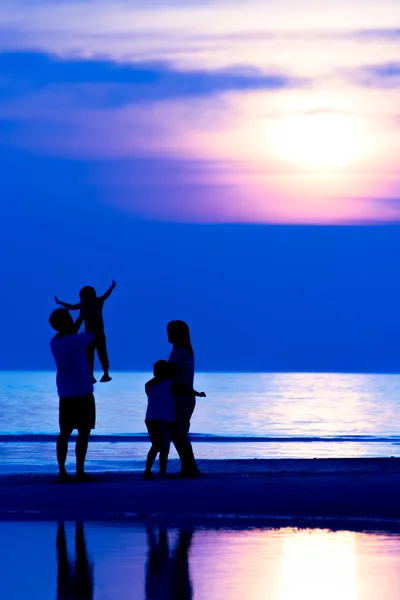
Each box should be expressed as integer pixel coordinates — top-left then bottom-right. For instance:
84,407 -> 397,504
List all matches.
1,0 -> 400,372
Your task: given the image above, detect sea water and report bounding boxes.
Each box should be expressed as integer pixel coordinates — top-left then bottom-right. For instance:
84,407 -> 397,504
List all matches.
0,371 -> 400,472
1,522 -> 400,600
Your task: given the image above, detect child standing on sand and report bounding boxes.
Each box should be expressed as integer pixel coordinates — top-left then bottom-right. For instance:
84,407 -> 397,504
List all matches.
143,360 -> 175,480
49,308 -> 96,482
55,280 -> 116,383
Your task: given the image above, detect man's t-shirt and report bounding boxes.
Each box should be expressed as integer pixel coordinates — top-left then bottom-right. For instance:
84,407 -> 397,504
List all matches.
50,333 -> 94,398
145,379 -> 175,422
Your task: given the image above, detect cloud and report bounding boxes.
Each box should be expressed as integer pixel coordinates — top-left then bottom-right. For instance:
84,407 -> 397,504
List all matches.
348,28 -> 400,42
0,51 -> 304,108
191,27 -> 400,44
353,62 -> 400,88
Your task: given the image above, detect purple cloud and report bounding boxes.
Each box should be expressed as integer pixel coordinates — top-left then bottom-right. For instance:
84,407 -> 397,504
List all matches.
353,62 -> 400,88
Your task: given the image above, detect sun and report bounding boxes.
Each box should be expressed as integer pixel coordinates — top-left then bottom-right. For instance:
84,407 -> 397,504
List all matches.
273,113 -> 368,170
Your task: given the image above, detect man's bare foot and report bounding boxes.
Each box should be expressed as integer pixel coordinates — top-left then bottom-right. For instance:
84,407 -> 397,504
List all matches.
142,470 -> 154,481
100,374 -> 112,383
57,471 -> 72,483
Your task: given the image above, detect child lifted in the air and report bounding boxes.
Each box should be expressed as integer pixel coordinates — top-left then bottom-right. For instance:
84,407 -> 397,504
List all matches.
55,280 -> 116,383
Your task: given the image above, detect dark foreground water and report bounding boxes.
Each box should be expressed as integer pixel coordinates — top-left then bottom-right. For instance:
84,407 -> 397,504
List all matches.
1,371 -> 400,472
1,522 -> 400,599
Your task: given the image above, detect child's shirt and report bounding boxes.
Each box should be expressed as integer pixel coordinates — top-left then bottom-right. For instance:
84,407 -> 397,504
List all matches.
145,378 -> 175,422
50,333 -> 94,398
79,299 -> 105,334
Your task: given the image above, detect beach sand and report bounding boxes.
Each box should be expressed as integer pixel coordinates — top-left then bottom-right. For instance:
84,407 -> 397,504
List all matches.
1,458 -> 400,527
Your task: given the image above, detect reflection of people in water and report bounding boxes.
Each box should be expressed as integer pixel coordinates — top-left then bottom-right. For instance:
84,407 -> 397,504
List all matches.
145,527 -> 171,600
145,527 -> 193,600
56,522 -> 94,600
171,529 -> 193,600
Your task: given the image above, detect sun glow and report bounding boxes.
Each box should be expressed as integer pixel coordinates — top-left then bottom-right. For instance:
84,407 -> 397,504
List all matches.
273,113 -> 369,170
280,529 -> 358,600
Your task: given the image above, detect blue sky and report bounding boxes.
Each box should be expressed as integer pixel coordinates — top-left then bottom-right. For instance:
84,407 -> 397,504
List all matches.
1,0 -> 400,371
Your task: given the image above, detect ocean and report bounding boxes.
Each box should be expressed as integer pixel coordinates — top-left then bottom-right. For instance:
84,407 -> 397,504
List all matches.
1,370 -> 400,473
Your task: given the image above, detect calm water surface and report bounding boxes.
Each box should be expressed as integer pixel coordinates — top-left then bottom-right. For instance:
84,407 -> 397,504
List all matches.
0,522 -> 400,600
1,371 -> 400,471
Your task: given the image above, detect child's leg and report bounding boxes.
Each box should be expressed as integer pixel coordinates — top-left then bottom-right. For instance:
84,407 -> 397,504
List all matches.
159,422 -> 171,476
96,333 -> 110,379
144,444 -> 159,475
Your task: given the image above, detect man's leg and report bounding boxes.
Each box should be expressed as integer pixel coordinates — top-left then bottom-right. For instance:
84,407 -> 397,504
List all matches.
57,428 -> 73,480
75,428 -> 91,477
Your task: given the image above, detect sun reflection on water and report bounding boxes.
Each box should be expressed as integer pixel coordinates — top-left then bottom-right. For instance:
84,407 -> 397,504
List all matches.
280,529 -> 357,600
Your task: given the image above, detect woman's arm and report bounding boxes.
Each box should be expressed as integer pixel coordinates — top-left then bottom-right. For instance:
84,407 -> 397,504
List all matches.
172,380 -> 206,397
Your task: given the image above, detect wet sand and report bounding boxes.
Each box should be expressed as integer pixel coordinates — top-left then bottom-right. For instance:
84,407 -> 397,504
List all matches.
1,458 -> 400,526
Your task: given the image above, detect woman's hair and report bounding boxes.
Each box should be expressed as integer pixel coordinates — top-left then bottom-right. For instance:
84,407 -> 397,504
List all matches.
79,286 -> 97,301
167,320 -> 194,357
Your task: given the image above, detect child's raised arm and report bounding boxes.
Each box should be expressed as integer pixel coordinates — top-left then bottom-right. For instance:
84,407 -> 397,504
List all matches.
99,279 -> 117,302
54,296 -> 81,310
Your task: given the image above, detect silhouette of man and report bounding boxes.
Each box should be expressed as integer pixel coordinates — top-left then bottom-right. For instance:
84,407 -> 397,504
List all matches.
56,522 -> 94,600
49,308 -> 96,482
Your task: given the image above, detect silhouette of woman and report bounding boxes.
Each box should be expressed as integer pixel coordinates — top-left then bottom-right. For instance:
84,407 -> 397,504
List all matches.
167,320 -> 201,478
145,527 -> 194,600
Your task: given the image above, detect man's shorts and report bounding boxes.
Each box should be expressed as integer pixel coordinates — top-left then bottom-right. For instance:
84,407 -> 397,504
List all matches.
59,393 -> 96,432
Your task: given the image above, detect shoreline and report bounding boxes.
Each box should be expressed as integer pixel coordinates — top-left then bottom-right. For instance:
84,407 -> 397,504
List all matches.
0,458 -> 400,527
2,456 -> 400,479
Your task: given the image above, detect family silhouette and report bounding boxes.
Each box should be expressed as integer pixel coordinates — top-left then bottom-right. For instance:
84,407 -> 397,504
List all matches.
50,281 -> 206,481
